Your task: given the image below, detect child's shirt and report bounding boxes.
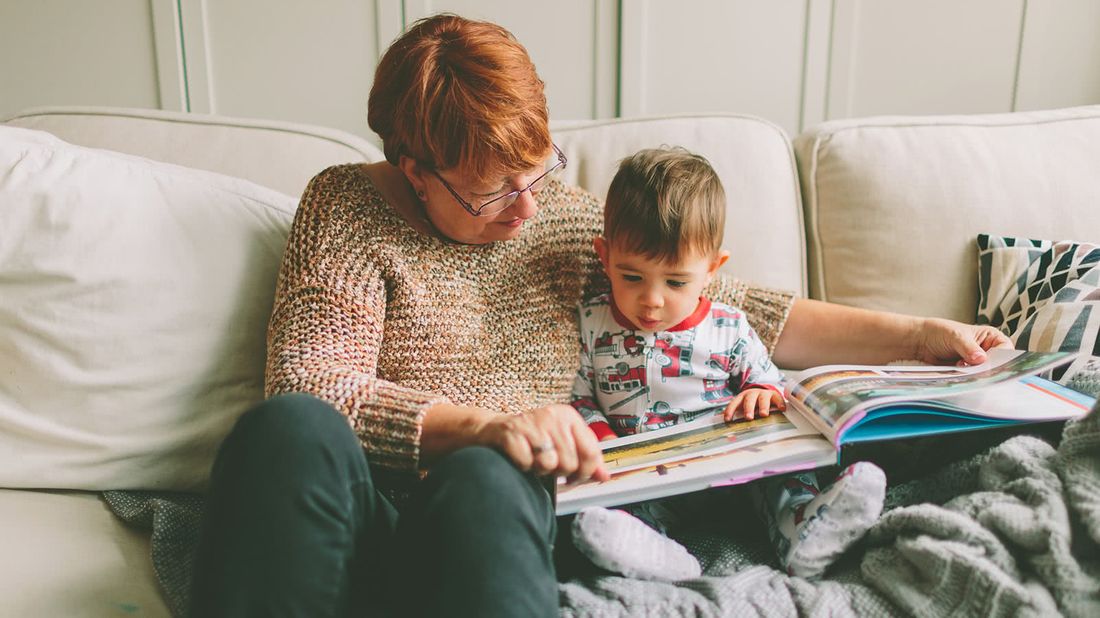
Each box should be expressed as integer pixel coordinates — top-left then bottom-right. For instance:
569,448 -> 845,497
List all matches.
570,293 -> 784,439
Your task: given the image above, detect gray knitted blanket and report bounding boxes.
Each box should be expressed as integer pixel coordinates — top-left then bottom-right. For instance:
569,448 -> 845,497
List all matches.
105,404 -> 1100,617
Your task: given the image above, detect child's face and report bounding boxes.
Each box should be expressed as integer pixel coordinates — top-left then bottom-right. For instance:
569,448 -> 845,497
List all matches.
595,237 -> 729,333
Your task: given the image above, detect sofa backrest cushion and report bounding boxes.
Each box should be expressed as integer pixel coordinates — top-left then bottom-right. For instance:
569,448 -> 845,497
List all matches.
0,126 -> 296,490
2,107 -> 384,200
553,115 -> 806,295
795,105 -> 1100,323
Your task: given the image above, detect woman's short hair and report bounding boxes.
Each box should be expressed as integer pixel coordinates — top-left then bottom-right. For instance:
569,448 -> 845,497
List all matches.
603,147 -> 726,263
368,14 -> 552,183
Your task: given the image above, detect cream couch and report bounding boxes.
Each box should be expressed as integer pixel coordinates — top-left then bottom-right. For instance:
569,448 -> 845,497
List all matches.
2,105 -> 1099,616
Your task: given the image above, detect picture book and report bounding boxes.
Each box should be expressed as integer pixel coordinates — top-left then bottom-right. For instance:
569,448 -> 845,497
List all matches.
555,349 -> 1094,515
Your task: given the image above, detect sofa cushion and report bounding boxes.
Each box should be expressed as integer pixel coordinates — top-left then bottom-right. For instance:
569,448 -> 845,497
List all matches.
976,233 -> 1100,396
3,106 -> 384,199
794,105 -> 1100,322
0,489 -> 168,617
0,126 -> 296,490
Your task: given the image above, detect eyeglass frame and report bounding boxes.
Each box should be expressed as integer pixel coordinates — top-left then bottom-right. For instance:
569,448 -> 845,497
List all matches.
428,143 -> 567,217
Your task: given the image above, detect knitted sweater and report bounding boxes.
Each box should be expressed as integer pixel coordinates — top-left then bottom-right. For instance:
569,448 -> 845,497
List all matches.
265,163 -> 795,482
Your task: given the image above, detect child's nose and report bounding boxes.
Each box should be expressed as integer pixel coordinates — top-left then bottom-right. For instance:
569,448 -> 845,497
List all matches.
640,288 -> 663,308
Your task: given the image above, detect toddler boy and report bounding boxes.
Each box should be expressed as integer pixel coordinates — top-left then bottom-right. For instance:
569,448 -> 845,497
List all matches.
570,147 -> 886,581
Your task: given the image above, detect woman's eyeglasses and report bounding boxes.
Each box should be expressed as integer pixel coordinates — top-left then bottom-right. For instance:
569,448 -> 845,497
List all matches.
430,144 -> 567,217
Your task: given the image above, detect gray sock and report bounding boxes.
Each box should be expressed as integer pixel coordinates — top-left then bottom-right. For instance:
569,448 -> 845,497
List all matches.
779,461 -> 886,578
571,506 -> 702,581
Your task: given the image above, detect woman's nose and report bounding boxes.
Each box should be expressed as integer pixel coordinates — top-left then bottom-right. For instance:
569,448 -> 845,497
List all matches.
509,188 -> 539,218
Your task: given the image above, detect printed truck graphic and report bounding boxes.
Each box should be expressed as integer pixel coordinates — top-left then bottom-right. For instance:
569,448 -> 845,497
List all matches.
654,338 -> 692,379
711,306 -> 743,328
594,332 -> 646,357
597,361 -> 647,393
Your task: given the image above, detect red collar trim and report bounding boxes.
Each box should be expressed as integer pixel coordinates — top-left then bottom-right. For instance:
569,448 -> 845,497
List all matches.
669,297 -> 711,331
609,296 -> 711,332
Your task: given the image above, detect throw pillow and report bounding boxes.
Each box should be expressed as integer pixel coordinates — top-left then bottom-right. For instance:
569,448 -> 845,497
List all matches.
0,126 -> 297,490
976,233 -> 1100,396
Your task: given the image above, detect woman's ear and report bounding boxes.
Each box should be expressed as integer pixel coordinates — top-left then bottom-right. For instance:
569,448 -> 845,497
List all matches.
398,155 -> 430,199
593,236 -> 611,271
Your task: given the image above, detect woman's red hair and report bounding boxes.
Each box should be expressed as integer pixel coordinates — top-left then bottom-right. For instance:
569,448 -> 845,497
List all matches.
368,14 -> 552,182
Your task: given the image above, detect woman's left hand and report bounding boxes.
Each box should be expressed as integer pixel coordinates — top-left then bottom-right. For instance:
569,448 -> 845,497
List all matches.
913,317 -> 1012,366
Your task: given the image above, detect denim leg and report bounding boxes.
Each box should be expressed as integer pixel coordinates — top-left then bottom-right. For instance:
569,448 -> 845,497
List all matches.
189,393 -> 397,618
394,446 -> 558,618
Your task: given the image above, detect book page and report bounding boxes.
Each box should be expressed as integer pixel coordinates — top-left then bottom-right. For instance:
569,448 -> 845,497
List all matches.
556,434 -> 835,515
784,349 -> 1076,442
558,411 -> 827,512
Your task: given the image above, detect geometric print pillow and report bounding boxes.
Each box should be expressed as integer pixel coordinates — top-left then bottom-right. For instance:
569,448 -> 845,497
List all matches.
976,233 -> 1100,395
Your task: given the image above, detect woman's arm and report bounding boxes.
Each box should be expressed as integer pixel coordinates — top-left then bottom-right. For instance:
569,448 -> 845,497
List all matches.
772,298 -> 1010,370
267,168 -> 450,473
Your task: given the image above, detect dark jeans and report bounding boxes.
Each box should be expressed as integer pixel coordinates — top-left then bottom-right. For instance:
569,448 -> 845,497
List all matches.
189,393 -> 558,618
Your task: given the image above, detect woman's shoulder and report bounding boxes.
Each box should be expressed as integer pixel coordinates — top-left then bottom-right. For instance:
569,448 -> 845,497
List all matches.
296,163 -> 400,231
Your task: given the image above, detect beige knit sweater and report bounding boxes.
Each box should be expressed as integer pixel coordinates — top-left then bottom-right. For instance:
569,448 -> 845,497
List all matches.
266,163 -> 794,480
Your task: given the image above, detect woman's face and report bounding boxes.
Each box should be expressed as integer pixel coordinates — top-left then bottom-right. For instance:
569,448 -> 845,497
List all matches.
402,150 -> 556,245
424,167 -> 541,244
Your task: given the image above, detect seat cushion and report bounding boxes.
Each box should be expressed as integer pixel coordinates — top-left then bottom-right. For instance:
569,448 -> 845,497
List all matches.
0,126 -> 296,490
0,489 -> 168,617
795,105 -> 1100,322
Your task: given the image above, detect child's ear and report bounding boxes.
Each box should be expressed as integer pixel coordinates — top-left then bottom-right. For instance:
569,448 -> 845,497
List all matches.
707,250 -> 730,277
594,236 -> 611,270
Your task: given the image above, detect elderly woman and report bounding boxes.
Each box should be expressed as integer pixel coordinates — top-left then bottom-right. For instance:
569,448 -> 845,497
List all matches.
189,13 -> 1008,618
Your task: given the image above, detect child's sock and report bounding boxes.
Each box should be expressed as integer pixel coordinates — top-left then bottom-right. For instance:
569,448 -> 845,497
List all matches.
774,461 -> 886,578
571,506 -> 702,581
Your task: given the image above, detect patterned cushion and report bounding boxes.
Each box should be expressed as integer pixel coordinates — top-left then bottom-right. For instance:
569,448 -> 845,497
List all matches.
976,234 -> 1100,395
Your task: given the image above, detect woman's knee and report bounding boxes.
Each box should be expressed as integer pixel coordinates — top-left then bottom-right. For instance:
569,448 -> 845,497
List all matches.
219,393 -> 363,472
426,446 -> 551,513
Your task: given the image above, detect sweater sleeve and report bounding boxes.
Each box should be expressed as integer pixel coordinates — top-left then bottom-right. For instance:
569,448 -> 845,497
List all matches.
704,275 -> 796,357
265,168 -> 449,473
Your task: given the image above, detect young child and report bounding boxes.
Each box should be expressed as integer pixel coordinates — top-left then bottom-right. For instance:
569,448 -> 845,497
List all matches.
569,147 -> 886,581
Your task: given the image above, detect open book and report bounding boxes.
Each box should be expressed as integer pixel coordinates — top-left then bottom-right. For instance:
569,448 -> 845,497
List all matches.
555,349 -> 1094,515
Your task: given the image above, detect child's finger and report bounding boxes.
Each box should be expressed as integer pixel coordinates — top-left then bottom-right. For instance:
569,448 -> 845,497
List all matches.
757,393 -> 771,417
723,394 -> 744,421
742,391 -> 757,420
774,393 -> 787,411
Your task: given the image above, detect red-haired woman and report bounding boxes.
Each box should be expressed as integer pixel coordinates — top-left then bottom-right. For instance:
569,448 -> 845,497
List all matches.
189,13 -> 1008,617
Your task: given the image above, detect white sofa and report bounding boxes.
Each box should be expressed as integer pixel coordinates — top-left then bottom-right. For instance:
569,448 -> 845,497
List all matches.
2,105 -> 1100,616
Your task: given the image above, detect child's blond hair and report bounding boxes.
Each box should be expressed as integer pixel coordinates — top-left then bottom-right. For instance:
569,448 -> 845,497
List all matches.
603,147 -> 725,262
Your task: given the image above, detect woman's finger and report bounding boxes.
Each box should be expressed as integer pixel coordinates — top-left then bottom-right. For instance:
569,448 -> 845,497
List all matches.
568,421 -> 607,484
548,421 -> 579,478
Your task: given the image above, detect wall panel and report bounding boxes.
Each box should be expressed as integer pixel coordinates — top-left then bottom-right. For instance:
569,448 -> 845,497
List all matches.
828,0 -> 1026,119
621,0 -> 807,136
191,0 -> 380,137
0,0 -> 163,118
1015,0 -> 1100,112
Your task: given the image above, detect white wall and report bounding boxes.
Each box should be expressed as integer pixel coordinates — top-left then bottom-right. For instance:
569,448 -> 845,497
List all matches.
3,0 -> 1100,139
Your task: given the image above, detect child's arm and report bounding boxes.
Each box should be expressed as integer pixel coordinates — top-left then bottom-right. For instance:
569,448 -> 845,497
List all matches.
570,325 -> 617,442
723,321 -> 787,422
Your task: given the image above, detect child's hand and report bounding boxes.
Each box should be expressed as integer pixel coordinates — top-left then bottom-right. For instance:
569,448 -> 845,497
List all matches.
723,388 -> 786,421
600,434 -> 618,442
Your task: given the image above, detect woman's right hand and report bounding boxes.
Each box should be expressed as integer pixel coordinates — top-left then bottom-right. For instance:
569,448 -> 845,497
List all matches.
474,404 -> 610,485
